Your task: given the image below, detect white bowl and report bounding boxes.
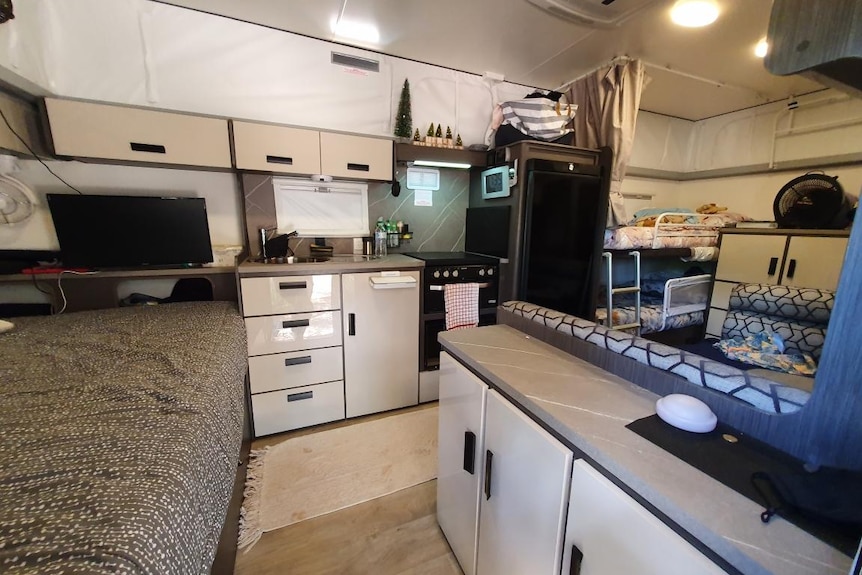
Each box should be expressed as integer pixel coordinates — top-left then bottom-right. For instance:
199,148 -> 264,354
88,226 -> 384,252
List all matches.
655,394 -> 717,433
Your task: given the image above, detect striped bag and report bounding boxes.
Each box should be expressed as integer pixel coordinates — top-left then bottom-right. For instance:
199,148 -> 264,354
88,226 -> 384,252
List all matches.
500,98 -> 577,141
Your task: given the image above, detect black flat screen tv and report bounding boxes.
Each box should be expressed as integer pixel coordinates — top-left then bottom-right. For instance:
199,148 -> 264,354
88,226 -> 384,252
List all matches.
47,194 -> 213,269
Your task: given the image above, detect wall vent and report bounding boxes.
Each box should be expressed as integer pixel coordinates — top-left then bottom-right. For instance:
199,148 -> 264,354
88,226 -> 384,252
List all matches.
525,0 -> 657,27
331,52 -> 380,73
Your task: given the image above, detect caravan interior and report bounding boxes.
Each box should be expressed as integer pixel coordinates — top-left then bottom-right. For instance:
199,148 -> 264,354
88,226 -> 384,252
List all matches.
1,1 -> 861,575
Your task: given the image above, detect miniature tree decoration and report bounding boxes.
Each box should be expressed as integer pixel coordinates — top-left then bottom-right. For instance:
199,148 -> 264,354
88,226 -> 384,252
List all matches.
455,134 -> 463,148
394,79 -> 412,139
413,128 -> 421,142
435,124 -> 442,138
445,126 -> 453,140
427,123 -> 435,137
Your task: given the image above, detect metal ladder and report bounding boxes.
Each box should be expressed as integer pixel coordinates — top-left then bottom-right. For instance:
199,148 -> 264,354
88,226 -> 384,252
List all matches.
601,251 -> 642,336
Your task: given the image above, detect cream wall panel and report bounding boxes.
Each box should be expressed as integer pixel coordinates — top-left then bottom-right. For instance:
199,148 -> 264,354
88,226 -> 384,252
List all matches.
630,112 -> 694,173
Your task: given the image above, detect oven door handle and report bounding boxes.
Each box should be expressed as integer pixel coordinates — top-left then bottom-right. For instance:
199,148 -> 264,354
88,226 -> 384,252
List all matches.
429,282 -> 491,291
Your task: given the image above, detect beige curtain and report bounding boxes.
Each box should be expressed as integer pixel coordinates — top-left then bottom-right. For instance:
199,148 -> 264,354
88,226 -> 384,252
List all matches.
569,59 -> 646,226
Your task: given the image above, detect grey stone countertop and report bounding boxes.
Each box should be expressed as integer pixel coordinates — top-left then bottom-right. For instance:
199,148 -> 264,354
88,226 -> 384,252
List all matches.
439,325 -> 851,575
238,254 -> 424,276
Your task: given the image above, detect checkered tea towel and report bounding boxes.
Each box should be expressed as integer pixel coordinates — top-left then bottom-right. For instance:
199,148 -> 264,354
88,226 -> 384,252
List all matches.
444,283 -> 480,330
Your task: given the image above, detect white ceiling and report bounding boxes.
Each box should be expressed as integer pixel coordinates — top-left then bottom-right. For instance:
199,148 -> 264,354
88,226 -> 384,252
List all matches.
153,0 -> 824,121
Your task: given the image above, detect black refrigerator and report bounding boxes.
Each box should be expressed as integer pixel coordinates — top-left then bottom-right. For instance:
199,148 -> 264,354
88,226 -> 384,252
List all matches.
518,158 -> 609,319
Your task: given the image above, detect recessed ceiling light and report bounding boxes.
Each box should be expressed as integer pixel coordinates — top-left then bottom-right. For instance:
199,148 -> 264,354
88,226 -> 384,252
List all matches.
330,18 -> 380,44
755,38 -> 769,58
671,0 -> 720,28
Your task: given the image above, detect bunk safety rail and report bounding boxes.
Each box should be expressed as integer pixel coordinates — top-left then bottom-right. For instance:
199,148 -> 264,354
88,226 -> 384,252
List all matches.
602,251 -> 641,335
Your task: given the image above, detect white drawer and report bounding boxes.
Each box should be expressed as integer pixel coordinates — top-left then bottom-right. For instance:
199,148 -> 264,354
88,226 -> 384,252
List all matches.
241,275 -> 340,316
252,380 -> 345,436
246,311 -> 342,356
249,346 -> 344,394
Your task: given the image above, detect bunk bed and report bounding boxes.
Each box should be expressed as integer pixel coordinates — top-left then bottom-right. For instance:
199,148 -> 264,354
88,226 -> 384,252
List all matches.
596,211 -> 749,339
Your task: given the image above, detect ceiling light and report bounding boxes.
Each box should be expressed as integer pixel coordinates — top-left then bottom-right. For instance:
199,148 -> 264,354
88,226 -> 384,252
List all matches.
755,38 -> 769,58
670,0 -> 719,28
411,160 -> 472,170
330,18 -> 380,44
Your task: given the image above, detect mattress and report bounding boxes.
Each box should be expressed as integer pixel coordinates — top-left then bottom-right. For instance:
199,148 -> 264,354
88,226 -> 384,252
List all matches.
603,213 -> 750,250
595,303 -> 704,334
0,301 -> 248,575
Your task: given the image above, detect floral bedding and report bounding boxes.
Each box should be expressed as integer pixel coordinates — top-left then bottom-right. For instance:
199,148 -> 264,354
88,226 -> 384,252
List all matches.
594,304 -> 704,334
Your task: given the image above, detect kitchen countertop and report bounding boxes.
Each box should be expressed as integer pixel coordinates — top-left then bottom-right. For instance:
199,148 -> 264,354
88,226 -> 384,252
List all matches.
238,254 -> 424,277
440,325 -> 850,575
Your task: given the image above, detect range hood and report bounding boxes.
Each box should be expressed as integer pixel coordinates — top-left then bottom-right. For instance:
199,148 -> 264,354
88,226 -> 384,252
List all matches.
765,0 -> 862,97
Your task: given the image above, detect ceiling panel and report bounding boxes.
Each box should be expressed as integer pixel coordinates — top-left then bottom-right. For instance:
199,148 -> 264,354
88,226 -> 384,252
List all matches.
152,0 -> 826,120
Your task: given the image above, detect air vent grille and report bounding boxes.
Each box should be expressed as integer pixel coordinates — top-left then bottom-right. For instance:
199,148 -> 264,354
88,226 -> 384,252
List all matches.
331,52 -> 380,73
525,0 -> 656,27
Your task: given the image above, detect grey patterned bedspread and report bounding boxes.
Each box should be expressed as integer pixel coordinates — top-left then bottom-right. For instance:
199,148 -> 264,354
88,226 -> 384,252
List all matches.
0,302 -> 248,575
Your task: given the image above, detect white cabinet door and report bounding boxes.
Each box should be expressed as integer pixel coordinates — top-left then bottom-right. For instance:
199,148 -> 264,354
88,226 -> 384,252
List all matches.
715,234 -> 787,284
342,271 -> 419,417
477,390 -> 573,575
563,460 -> 727,575
44,98 -> 231,168
241,275 -> 340,317
782,236 -> 848,290
320,132 -> 393,181
232,120 -> 321,175
437,352 -> 487,575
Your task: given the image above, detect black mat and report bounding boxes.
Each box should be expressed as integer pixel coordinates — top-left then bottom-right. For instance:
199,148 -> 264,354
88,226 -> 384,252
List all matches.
627,415 -> 861,556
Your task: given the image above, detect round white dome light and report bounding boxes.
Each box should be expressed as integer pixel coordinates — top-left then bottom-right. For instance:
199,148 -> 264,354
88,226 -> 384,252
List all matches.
671,0 -> 720,28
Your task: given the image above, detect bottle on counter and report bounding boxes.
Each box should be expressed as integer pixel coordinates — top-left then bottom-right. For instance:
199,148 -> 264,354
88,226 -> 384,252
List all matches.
374,218 -> 388,257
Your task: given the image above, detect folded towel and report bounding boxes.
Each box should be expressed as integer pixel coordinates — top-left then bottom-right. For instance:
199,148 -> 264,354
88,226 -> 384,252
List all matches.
444,283 -> 480,330
682,246 -> 719,262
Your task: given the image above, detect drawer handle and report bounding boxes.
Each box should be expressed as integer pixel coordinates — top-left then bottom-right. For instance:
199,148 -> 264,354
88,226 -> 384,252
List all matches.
287,391 -> 313,402
347,162 -> 370,172
484,449 -> 494,500
282,319 -> 310,329
130,142 -> 166,154
767,257 -> 778,276
279,281 -> 307,290
266,154 -> 294,165
463,431 -> 476,475
787,258 -> 797,279
284,355 -> 312,367
569,544 -> 584,575
348,313 -> 356,336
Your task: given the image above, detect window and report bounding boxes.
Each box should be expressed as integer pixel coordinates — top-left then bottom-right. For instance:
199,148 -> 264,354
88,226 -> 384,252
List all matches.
273,177 -> 369,237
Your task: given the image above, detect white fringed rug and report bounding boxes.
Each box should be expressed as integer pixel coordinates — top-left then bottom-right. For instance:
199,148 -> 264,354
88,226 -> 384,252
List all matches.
238,405 -> 438,550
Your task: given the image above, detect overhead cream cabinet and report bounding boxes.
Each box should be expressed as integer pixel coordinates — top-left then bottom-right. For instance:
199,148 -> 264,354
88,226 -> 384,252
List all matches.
706,229 -> 849,337
241,274 -> 345,437
437,352 -> 573,575
320,132 -> 393,181
231,121 -> 393,180
562,460 -> 728,575
231,121 -> 321,175
43,98 -> 231,168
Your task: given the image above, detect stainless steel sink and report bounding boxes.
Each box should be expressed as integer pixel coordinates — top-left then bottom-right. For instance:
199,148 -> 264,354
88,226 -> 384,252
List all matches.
253,254 -> 379,264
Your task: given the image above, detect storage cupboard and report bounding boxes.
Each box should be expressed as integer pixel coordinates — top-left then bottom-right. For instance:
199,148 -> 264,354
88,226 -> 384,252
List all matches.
706,229 -> 849,337
232,120 -> 393,180
44,98 -> 232,168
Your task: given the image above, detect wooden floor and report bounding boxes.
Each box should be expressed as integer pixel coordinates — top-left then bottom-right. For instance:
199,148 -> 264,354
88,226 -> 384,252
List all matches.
234,480 -> 462,575
235,405 -> 462,575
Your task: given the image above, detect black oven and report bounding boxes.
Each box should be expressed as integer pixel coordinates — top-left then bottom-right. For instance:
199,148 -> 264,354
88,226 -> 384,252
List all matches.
404,252 -> 499,372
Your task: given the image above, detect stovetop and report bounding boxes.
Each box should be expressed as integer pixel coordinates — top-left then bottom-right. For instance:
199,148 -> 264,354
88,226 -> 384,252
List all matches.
403,252 -> 499,266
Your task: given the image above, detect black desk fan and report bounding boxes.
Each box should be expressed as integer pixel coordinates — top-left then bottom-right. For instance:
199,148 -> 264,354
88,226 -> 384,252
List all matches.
773,172 -> 856,229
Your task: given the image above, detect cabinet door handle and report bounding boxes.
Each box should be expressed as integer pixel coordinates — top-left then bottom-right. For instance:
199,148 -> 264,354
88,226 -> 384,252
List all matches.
347,162 -> 370,172
787,258 -> 797,279
569,544 -> 584,575
484,450 -> 494,500
279,281 -> 307,290
284,355 -> 312,367
463,431 -> 476,475
767,257 -> 778,276
282,319 -> 310,329
348,313 -> 356,336
266,154 -> 294,165
287,391 -> 313,402
130,142 -> 166,154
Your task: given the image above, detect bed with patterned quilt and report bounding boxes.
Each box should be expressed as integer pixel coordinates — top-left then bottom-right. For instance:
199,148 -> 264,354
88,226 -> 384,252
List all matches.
0,301 -> 248,575
603,211 -> 750,250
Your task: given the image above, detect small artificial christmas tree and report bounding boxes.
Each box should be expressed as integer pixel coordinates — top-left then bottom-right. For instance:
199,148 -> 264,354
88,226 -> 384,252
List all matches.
394,79 -> 412,139
435,124 -> 443,138
445,126 -> 453,139
413,128 -> 421,143
426,123 -> 435,137
455,134 -> 463,148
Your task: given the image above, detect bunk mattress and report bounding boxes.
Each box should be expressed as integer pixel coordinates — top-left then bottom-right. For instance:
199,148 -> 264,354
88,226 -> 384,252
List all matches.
603,213 -> 750,250
594,303 -> 704,334
0,301 -> 247,575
